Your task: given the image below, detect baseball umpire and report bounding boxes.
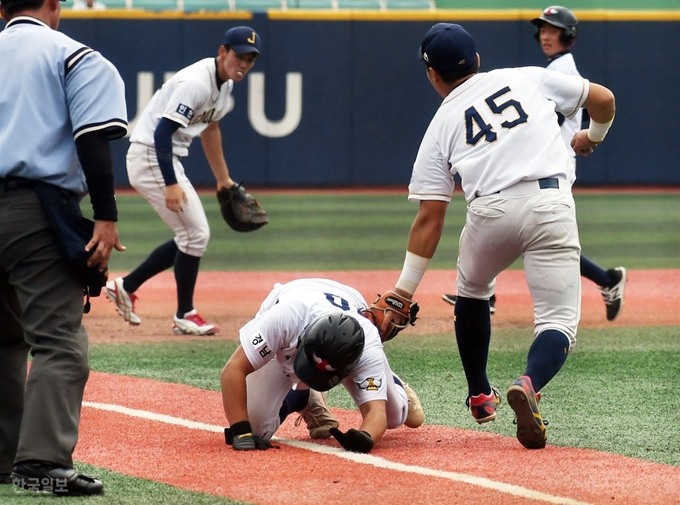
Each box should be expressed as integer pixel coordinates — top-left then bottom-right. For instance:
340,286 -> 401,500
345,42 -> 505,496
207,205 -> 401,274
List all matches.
385,23 -> 615,449
0,0 -> 127,495
106,26 -> 265,335
220,278 -> 424,453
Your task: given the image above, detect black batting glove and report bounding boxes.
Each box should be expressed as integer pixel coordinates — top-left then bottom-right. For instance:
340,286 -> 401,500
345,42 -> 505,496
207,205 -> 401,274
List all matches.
329,428 -> 375,453
225,421 -> 278,451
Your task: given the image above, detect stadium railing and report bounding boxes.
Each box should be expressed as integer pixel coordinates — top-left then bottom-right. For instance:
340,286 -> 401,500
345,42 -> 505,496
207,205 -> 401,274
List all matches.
64,0 -> 435,11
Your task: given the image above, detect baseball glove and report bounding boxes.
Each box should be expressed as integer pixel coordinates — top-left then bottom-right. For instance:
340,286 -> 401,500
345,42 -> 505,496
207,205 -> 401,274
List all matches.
362,290 -> 419,342
217,183 -> 268,233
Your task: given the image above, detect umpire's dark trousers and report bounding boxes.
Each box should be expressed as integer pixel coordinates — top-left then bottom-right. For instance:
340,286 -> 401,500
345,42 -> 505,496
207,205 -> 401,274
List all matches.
0,182 -> 90,472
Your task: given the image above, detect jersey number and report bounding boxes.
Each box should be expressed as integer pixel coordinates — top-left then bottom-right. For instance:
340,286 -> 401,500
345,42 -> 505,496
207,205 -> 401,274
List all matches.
465,87 -> 528,146
325,293 -> 350,311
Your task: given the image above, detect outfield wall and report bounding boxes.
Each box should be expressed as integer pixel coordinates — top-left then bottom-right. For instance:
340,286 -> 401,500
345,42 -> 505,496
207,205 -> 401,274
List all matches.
6,11 -> 680,187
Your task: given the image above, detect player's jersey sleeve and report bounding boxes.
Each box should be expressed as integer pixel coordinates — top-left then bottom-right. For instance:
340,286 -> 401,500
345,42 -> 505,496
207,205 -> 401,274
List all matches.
342,315 -> 389,405
65,49 -> 128,140
238,299 -> 306,371
160,77 -> 211,128
520,66 -> 589,119
408,117 -> 457,203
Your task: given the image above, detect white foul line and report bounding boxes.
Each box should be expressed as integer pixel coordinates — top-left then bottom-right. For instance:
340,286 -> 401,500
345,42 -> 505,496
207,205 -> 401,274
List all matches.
83,401 -> 594,505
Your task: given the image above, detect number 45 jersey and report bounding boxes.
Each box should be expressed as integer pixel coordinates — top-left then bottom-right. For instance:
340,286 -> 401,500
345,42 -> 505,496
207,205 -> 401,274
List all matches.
409,67 -> 589,204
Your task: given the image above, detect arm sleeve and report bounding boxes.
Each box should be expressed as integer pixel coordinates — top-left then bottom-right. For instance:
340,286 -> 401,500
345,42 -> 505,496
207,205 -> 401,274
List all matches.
153,117 -> 182,186
75,131 -> 117,221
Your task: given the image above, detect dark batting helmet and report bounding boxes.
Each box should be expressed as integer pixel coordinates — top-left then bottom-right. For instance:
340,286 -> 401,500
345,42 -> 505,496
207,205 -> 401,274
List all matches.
532,6 -> 578,46
293,312 -> 365,392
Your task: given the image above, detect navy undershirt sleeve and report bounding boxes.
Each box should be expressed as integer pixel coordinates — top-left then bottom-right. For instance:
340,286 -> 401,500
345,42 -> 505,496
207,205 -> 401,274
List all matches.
75,131 -> 117,221
153,117 -> 182,186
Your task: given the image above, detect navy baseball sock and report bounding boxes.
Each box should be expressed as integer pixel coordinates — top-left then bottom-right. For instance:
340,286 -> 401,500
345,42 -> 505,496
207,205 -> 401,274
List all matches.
454,296 -> 492,397
175,251 -> 201,317
580,254 -> 611,287
278,388 -> 311,422
124,239 -> 177,293
524,329 -> 570,392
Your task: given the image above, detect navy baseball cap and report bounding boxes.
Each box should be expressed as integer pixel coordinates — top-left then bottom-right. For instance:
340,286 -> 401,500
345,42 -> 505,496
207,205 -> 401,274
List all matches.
419,23 -> 477,73
223,26 -> 261,55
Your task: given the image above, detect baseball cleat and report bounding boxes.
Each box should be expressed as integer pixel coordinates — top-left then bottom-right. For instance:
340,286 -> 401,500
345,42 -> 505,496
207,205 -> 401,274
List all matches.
441,293 -> 496,314
393,374 -> 425,428
172,310 -> 219,335
466,386 -> 501,423
296,390 -> 339,439
403,383 -> 425,429
507,376 -> 547,449
600,267 -> 627,321
105,277 -> 141,325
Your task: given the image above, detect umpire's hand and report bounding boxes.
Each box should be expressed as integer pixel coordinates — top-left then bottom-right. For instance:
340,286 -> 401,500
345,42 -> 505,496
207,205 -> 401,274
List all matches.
87,221 -> 125,272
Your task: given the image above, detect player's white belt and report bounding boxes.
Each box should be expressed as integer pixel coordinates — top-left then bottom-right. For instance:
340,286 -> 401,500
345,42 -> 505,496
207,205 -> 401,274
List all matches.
493,177 -> 568,196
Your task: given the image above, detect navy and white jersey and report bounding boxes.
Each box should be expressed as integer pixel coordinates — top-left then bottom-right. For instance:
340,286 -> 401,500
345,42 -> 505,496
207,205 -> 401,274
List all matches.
409,67 -> 589,203
129,58 -> 234,157
0,17 -> 127,196
238,279 -> 391,405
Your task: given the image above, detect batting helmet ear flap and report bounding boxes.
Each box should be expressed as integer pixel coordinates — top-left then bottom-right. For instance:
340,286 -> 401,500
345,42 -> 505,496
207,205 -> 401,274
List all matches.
559,29 -> 576,46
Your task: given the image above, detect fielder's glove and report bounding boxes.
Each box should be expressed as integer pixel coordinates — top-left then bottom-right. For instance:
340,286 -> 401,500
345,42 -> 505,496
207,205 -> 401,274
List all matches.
362,290 -> 419,342
217,183 -> 268,233
224,421 -> 278,451
329,428 -> 375,453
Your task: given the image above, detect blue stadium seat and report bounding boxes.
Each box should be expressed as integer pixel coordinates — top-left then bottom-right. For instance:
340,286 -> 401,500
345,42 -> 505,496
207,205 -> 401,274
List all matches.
288,0 -> 335,8
183,0 -> 232,11
132,0 -> 180,9
233,0 -> 284,10
336,0 -> 382,9
385,0 -> 433,8
101,0 -> 131,8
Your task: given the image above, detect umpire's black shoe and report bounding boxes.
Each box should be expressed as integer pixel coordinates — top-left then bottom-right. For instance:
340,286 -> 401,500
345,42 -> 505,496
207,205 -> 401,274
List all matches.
0,473 -> 12,484
12,461 -> 104,496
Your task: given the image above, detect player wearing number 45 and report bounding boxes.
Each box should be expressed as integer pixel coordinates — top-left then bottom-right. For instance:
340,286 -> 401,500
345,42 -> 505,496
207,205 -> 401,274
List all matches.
220,278 -> 424,453
442,6 -> 628,322
105,26 -> 261,335
388,23 -> 615,449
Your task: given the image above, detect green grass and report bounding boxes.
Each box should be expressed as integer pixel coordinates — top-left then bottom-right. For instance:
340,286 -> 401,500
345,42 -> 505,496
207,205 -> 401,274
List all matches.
107,192 -> 680,272
89,325 -> 680,467
0,463 -> 247,504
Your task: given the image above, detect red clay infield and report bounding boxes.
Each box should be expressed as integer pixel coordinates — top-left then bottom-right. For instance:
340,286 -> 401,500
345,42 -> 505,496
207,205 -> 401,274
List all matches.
77,269 -> 680,504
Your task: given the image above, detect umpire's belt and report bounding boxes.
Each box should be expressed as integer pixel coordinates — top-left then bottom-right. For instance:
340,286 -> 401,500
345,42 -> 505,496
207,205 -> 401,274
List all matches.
0,176 -> 40,191
493,177 -> 567,197
0,177 -> 79,202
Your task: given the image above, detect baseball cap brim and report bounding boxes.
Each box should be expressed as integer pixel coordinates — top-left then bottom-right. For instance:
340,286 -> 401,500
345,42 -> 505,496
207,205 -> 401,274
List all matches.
229,44 -> 260,56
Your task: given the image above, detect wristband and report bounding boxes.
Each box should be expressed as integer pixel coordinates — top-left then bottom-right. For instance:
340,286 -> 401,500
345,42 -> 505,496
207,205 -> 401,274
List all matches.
229,420 -> 252,437
395,251 -> 431,295
586,116 -> 614,143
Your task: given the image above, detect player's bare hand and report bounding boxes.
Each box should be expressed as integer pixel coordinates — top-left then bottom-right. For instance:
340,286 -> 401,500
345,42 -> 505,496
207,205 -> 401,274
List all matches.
571,130 -> 599,157
165,184 -> 188,212
86,221 -> 125,272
